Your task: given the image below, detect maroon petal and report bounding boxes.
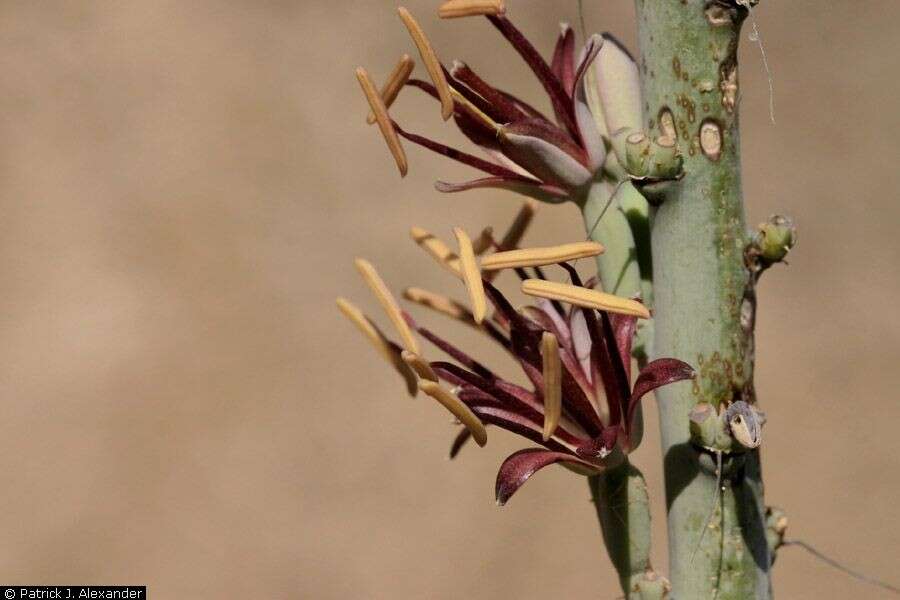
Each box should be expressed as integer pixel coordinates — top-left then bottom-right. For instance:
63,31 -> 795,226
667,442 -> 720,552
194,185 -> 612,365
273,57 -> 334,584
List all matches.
610,312 -> 638,380
573,34 -> 603,92
408,78 -> 498,146
559,263 -> 630,424
418,327 -> 495,380
486,15 -> 580,143
575,426 -> 621,459
551,24 -> 576,97
497,89 -> 551,122
626,358 -> 695,436
433,361 -> 543,417
435,177 -> 569,203
598,310 -> 633,419
521,305 -> 570,350
534,299 -> 572,349
440,63 -> 500,120
483,279 -> 532,334
495,448 -> 598,505
502,118 -> 590,168
451,61 -> 524,123
394,122 -> 535,181
474,407 -> 574,452
449,427 -> 473,459
572,35 -> 607,170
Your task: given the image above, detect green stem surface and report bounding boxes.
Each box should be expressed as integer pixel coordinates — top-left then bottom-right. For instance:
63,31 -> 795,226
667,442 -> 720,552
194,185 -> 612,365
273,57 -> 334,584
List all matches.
633,1 -> 772,597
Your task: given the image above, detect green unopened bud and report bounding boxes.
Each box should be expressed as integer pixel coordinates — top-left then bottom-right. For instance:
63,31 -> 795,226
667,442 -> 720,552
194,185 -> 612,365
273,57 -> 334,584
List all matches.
648,135 -> 682,179
624,131 -> 651,177
623,131 -> 683,181
755,215 -> 796,265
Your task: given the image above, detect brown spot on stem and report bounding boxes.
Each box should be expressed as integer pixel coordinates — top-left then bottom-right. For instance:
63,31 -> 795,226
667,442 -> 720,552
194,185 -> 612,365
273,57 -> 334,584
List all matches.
658,107 -> 676,141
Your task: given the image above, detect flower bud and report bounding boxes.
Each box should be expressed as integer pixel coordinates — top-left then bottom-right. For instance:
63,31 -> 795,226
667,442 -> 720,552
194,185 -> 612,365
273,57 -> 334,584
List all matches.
755,215 -> 796,265
624,132 -> 683,181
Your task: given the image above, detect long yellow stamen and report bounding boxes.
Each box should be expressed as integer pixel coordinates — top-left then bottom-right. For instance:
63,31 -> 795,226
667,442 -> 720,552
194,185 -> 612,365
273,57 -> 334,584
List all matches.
356,67 -> 408,177
455,227 -> 487,324
471,227 -> 494,255
401,350 -> 439,382
419,380 -> 487,446
336,297 -> 417,395
410,226 -> 462,278
402,287 -> 479,327
481,241 -> 605,271
449,88 -> 500,132
521,279 -> 651,319
403,287 -> 469,319
366,54 -> 415,125
541,332 -> 562,441
398,7 -> 454,121
438,0 -> 505,19
354,258 -> 420,353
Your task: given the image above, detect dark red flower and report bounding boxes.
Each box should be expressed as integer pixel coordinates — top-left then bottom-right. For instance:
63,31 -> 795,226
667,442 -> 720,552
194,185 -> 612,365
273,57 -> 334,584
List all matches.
339,215 -> 694,505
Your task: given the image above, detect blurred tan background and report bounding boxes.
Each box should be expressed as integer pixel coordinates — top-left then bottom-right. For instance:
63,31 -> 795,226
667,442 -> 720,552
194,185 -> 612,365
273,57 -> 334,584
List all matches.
0,1 -> 896,598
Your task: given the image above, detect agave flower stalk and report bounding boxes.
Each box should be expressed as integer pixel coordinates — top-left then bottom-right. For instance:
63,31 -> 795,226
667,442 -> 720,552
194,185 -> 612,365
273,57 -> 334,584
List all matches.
352,2 -> 781,598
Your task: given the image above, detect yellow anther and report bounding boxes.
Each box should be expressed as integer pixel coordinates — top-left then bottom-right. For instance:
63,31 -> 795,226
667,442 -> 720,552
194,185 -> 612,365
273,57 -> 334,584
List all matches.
366,54 -> 415,125
481,241 -> 605,271
521,279 -> 651,319
455,228 -> 487,324
398,7 -> 454,121
402,287 -> 475,325
335,298 -> 417,395
354,258 -> 420,353
401,350 -> 439,382
410,226 -> 462,278
449,88 -> 500,132
356,67 -> 408,176
419,380 -> 487,446
438,0 -> 505,19
541,332 -> 562,441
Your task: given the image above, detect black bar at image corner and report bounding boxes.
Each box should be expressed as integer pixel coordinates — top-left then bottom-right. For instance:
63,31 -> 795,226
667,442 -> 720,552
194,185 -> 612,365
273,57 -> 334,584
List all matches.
0,587 -> 146,599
